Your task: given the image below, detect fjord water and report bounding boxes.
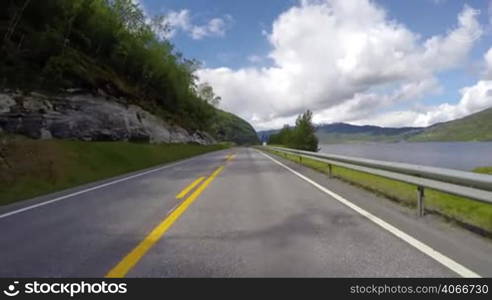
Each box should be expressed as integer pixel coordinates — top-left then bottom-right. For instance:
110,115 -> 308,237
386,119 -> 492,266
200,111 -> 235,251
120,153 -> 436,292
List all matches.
319,142 -> 492,171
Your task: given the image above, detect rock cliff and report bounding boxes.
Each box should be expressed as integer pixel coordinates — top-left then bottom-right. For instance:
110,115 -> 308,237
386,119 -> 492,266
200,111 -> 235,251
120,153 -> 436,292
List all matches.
0,90 -> 216,145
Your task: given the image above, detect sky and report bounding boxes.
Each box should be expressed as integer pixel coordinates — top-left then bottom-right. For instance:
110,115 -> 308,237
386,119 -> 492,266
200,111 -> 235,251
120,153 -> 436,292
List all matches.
135,0 -> 492,130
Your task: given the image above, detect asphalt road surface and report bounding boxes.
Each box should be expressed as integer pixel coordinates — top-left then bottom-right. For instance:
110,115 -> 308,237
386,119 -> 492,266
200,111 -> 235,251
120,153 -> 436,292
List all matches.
1,148 -> 491,277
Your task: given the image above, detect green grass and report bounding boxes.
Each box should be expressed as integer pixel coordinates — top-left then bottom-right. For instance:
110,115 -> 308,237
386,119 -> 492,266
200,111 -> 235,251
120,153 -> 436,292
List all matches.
263,148 -> 492,236
0,138 -> 228,206
473,167 -> 492,175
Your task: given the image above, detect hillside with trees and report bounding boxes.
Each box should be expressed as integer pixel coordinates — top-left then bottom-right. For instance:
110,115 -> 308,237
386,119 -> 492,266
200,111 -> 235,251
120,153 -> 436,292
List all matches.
0,0 -> 258,144
211,110 -> 259,145
409,107 -> 492,142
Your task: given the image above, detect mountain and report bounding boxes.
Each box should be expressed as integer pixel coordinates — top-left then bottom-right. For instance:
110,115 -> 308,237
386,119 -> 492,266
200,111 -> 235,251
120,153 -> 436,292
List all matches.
211,110 -> 259,145
315,123 -> 422,143
258,106 -> 492,144
257,129 -> 280,143
409,107 -> 492,142
258,123 -> 422,144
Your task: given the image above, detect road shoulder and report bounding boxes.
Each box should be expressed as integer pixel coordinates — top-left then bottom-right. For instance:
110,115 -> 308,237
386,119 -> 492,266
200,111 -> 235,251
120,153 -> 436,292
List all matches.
259,149 -> 492,277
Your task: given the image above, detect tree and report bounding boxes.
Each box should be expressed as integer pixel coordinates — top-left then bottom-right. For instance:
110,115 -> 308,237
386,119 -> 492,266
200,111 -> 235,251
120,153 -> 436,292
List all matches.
292,110 -> 318,151
268,110 -> 318,151
3,0 -> 32,44
268,125 -> 292,145
197,82 -> 221,107
150,15 -> 171,41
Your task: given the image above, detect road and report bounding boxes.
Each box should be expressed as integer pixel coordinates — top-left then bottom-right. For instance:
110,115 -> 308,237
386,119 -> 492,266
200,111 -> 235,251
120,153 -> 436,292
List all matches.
0,147 -> 491,277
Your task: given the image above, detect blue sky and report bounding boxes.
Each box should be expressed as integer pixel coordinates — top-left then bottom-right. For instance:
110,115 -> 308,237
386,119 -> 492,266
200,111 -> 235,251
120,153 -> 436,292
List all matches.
140,0 -> 296,68
137,0 -> 492,130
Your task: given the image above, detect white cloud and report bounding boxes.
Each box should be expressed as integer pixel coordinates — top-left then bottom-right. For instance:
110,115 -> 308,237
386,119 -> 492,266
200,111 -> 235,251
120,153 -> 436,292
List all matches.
197,0 -> 483,130
247,55 -> 263,63
162,10 -> 232,40
485,47 -> 492,79
162,10 -> 191,39
131,0 -> 143,7
355,49 -> 492,128
190,17 -> 228,39
353,80 -> 492,127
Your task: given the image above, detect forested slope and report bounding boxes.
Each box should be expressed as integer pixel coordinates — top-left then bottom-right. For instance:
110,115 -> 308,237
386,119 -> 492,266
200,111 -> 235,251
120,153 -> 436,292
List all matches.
409,107 -> 492,142
210,110 -> 259,145
0,0 -> 257,143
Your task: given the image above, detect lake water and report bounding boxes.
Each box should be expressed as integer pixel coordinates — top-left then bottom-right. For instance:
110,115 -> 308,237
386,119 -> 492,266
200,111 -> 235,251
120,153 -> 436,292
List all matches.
319,142 -> 492,171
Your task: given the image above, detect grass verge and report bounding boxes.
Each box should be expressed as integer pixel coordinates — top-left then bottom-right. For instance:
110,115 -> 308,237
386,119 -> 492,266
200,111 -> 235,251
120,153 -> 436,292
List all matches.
262,148 -> 492,237
474,167 -> 492,175
0,137 -> 228,206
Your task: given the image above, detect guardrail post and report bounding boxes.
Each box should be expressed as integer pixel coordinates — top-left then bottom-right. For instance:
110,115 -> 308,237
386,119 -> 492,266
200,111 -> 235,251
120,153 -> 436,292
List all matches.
299,156 -> 302,163
328,164 -> 333,178
417,185 -> 425,217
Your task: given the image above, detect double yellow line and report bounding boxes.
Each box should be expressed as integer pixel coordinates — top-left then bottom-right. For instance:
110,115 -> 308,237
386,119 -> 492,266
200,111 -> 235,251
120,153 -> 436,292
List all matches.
106,153 -> 234,278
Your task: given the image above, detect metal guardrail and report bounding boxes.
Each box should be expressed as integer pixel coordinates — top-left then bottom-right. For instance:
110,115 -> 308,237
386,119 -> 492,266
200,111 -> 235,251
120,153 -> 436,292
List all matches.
266,146 -> 492,216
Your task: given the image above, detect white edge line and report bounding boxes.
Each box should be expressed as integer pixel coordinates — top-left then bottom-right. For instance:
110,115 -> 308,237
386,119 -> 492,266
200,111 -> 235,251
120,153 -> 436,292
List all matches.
0,154 -> 211,220
256,149 -> 481,278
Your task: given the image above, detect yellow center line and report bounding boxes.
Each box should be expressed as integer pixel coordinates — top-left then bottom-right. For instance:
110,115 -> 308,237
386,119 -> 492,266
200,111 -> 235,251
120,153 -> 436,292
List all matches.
176,176 -> 205,199
105,165 -> 225,278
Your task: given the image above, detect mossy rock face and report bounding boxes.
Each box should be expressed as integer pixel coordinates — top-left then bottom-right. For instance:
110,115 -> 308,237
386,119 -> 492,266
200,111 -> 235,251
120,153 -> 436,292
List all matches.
0,91 -> 216,145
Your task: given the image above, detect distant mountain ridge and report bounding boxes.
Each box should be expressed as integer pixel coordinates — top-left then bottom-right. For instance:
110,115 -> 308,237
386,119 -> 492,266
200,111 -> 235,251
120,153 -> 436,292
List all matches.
258,106 -> 492,143
258,123 -> 423,144
409,106 -> 492,142
316,123 -> 421,135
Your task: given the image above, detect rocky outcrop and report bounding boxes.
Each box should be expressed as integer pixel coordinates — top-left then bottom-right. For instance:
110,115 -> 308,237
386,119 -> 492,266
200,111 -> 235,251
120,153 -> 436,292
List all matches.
0,90 -> 216,145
